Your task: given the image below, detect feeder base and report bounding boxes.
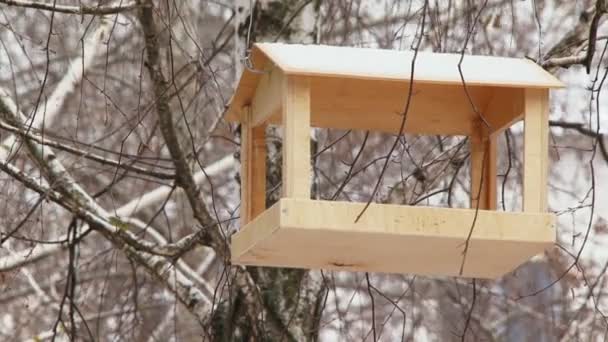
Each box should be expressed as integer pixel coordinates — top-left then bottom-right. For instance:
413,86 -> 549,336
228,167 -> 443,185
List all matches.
231,199 -> 555,279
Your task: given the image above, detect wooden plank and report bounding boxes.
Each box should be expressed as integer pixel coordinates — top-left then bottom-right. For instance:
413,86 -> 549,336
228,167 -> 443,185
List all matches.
226,67 -> 283,125
231,199 -> 556,278
250,67 -> 283,126
470,125 -> 497,210
227,44 -> 563,124
251,125 -> 266,219
225,47 -> 271,122
254,43 -> 564,89
483,87 -> 525,134
470,131 -> 485,209
240,108 -> 267,225
487,133 -> 498,210
240,108 -> 252,225
309,78 -> 490,136
282,75 -> 311,199
231,201 -> 281,259
262,79 -> 491,136
523,88 -> 549,213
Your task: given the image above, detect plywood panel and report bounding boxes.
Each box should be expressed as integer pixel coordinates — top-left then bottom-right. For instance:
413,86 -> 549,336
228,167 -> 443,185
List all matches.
231,199 -> 555,278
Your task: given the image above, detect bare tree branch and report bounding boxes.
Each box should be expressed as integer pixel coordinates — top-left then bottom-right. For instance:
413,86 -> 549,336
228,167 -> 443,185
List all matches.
542,1 -> 608,72
136,2 -> 279,337
0,0 -> 145,15
0,119 -> 176,179
0,88 -> 215,326
550,120 -> 608,162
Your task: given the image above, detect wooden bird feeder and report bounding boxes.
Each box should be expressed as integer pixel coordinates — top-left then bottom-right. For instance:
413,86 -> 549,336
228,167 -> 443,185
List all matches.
226,43 -> 563,279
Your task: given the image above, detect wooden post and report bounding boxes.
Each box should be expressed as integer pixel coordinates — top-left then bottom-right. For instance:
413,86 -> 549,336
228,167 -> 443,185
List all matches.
240,106 -> 267,226
523,88 -> 549,212
282,76 -> 311,199
470,125 -> 497,210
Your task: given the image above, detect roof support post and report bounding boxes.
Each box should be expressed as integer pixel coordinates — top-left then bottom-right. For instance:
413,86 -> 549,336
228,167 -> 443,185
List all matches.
240,107 -> 267,225
523,88 -> 549,213
282,76 -> 311,199
470,123 -> 497,210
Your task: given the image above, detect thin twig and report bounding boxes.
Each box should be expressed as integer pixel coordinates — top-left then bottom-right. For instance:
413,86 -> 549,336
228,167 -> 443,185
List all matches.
0,0 -> 145,15
355,0 -> 428,222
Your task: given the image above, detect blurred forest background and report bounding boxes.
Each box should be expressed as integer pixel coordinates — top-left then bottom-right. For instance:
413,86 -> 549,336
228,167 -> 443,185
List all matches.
1,0 -> 607,341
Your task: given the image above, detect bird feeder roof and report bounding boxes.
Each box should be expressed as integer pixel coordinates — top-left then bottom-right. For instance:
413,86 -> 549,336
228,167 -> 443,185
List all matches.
225,43 -> 564,123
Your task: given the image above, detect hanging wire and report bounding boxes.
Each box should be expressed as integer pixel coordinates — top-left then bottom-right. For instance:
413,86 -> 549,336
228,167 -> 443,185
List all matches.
246,0 -> 255,50
240,0 -> 270,74
243,57 -> 270,74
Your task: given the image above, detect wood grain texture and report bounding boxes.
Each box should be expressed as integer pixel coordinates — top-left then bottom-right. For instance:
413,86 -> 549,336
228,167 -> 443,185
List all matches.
226,43 -> 563,123
307,78 -> 488,136
281,75 -> 311,199
470,125 -> 497,210
231,199 -> 556,279
483,87 -> 525,134
234,79 -> 491,136
230,44 -> 557,278
523,88 -> 550,213
249,67 -> 283,126
226,47 -> 271,122
240,108 -> 267,225
240,108 -> 251,226
251,125 -> 266,219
